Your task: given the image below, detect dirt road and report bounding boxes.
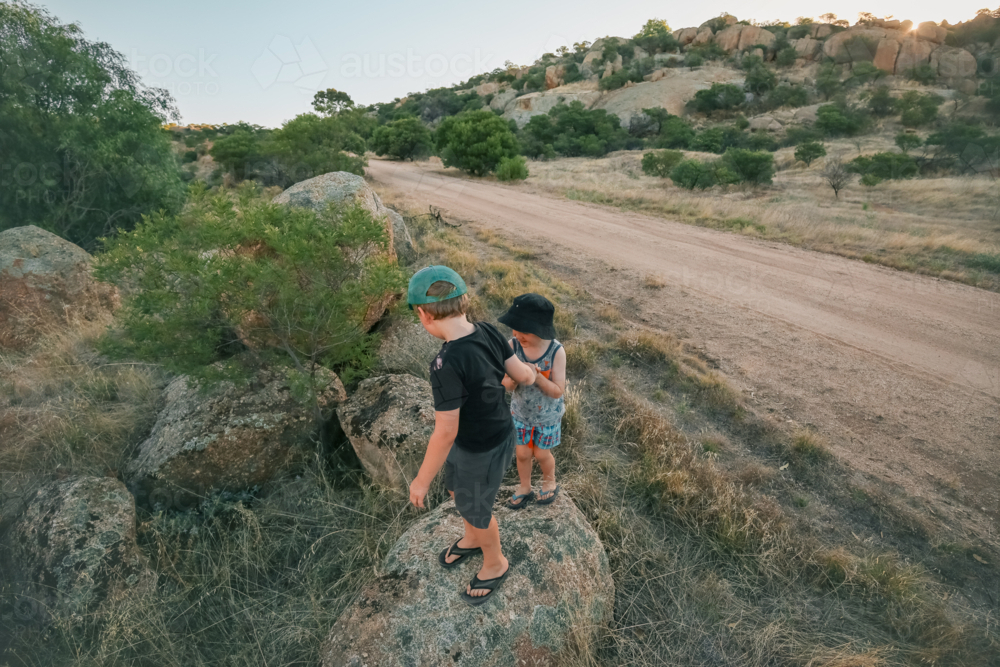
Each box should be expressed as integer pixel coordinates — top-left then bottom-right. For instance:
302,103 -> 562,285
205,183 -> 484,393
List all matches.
368,160 -> 1000,535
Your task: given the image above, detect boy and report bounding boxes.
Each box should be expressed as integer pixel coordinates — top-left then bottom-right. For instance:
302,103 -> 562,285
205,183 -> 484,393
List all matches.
406,265 -> 538,606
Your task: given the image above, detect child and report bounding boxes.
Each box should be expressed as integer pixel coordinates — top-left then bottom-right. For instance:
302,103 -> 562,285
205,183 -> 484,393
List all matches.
499,293 -> 567,509
406,265 -> 538,606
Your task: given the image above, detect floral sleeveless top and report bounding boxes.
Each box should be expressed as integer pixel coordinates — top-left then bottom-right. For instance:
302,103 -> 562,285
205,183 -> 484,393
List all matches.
510,338 -> 565,427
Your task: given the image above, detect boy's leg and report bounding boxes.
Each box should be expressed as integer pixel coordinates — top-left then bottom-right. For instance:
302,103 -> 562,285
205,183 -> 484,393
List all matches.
533,447 -> 557,497
464,516 -> 508,598
513,444 -> 534,500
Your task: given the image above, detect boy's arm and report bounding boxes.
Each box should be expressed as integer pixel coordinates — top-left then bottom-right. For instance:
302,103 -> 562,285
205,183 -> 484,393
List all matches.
504,355 -> 537,386
533,346 -> 567,399
409,409 -> 459,509
501,338 -> 518,391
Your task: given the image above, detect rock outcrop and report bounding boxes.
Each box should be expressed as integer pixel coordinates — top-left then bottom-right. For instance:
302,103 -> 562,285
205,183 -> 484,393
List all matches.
0,226 -> 119,350
127,364 -> 346,507
386,208 -> 415,265
321,487 -> 614,667
792,37 -> 822,60
272,171 -> 405,329
545,64 -> 565,90
6,476 -> 154,620
503,87 -> 603,127
896,36 -> 935,74
595,66 -> 745,123
336,374 -> 435,491
375,318 -> 441,380
873,38 -> 901,72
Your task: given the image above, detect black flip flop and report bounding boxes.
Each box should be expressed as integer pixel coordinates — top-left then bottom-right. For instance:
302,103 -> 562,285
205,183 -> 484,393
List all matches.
460,564 -> 512,607
438,539 -> 483,569
506,490 -> 535,510
536,484 -> 560,505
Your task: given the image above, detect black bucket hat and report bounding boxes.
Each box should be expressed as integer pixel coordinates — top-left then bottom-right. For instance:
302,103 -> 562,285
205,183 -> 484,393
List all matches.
498,293 -> 557,339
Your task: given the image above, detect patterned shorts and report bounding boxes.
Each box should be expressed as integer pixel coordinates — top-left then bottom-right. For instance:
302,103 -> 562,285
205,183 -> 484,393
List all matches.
512,418 -> 561,450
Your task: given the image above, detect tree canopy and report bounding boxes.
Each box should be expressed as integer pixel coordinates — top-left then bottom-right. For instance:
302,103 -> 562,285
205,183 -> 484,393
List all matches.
0,1 -> 184,249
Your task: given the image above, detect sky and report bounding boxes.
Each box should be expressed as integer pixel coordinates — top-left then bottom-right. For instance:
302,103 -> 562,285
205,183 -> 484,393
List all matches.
41,0 -> 995,128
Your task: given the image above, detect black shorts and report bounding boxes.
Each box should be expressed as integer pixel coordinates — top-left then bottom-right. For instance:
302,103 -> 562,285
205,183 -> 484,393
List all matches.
443,429 -> 516,529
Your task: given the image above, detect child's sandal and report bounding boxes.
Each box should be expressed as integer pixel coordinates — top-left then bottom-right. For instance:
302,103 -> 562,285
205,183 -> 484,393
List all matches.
536,485 -> 560,505
438,539 -> 483,569
506,490 -> 534,510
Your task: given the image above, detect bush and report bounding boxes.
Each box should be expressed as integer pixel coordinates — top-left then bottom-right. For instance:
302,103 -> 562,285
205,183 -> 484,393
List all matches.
764,85 -> 809,109
847,152 -> 919,180
860,173 -> 883,187
815,63 -> 841,100
495,155 -> 529,181
0,3 -> 184,250
256,111 -> 370,187
520,101 -> 632,158
183,150 -> 199,163
784,126 -> 823,146
435,109 -> 520,175
744,132 -> 778,152
722,148 -> 775,185
776,46 -> 798,67
744,64 -> 778,96
94,183 -> 406,391
691,126 -> 744,154
599,68 -> 632,91
691,83 -> 745,114
653,115 -> 696,149
866,86 -> 896,116
907,64 -> 937,85
641,150 -> 685,177
794,141 -> 826,166
815,104 -> 866,136
895,133 -> 923,152
670,159 -> 718,189
897,91 -> 942,128
685,52 -> 705,67
370,117 -> 433,160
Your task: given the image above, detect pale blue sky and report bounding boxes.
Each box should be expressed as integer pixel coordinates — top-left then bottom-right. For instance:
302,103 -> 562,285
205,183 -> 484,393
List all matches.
42,0 -> 986,127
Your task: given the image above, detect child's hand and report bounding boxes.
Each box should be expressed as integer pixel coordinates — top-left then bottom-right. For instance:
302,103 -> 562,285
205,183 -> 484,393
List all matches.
409,476 -> 430,509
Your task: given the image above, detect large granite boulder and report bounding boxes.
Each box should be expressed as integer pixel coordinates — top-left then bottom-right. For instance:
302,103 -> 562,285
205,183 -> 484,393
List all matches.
127,364 -> 346,508
915,21 -> 947,44
272,171 -> 405,329
595,66 -> 745,123
873,38 -> 901,72
545,64 -> 565,90
792,37 -> 822,60
692,26 -> 715,46
503,88 -> 603,128
714,25 -> 745,52
896,37 -> 935,74
823,27 -> 897,63
336,374 -> 435,491
321,487 -> 614,667
0,226 -> 119,350
931,45 -> 978,79
490,88 -> 518,113
674,27 -> 699,45
375,318 -> 440,380
5,476 -> 154,620
386,208 -> 416,265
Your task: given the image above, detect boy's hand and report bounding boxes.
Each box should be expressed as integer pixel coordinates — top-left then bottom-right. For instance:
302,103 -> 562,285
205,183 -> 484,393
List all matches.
409,475 -> 431,509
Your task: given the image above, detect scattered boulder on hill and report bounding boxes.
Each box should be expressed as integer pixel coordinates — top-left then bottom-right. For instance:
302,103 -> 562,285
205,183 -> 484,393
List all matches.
474,81 -> 500,96
5,476 -> 154,621
674,27 -> 699,45
321,487 -> 614,667
545,64 -> 565,89
272,171 -> 404,328
811,23 -> 834,39
931,45 -> 979,83
0,226 -> 119,350
490,87 -> 518,112
503,88 -> 603,127
750,115 -> 783,132
336,374 -> 435,491
126,363 -> 346,508
692,26 -> 715,45
823,27 -> 898,63
873,39 -> 901,71
595,66 -> 745,123
792,37 -> 823,60
714,25 -> 744,52
915,21 -> 947,44
896,36 -> 935,74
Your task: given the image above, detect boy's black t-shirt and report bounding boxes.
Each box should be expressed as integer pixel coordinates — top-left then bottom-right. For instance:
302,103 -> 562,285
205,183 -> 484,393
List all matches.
429,322 -> 514,453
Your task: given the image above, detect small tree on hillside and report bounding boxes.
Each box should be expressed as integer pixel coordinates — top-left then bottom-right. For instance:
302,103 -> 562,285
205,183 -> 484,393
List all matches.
370,117 -> 433,160
435,109 -> 520,176
313,88 -> 355,115
795,141 -> 827,166
822,158 -> 851,198
895,133 -> 923,153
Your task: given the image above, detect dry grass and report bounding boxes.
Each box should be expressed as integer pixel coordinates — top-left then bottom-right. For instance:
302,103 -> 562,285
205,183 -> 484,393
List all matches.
642,273 -> 667,289
525,144 -> 1000,290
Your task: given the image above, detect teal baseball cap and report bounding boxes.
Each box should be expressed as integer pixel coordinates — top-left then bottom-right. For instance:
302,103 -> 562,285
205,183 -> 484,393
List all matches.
407,265 -> 468,310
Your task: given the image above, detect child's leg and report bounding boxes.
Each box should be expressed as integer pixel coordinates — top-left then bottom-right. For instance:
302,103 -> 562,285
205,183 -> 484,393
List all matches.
463,516 -> 508,598
533,447 -> 557,496
514,444 -> 533,496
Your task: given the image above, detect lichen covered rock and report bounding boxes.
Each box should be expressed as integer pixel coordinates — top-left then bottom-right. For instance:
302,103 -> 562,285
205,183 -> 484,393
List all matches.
386,208 -> 416,265
336,374 -> 435,491
321,487 -> 614,667
0,226 -> 119,350
6,476 -> 153,619
127,364 -> 346,506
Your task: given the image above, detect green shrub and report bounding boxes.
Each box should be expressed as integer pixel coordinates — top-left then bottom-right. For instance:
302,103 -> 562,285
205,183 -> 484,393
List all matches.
599,68 -> 632,91
815,104 -> 867,136
815,62 -> 842,100
848,61 -> 885,86
435,109 -> 520,175
691,126 -> 744,154
765,85 -> 809,109
496,155 -> 529,181
520,101 -> 632,158
370,117 -> 432,160
183,150 -> 199,163
860,172 -> 882,187
907,64 -> 937,85
794,141 -> 826,166
776,46 -> 798,67
866,86 -> 896,116
735,114 -> 750,130
94,183 -> 406,393
670,159 -> 718,189
722,148 -> 775,185
685,52 -> 705,67
784,126 -> 823,146
641,150 -> 685,177
744,64 -> 778,96
897,91 -> 942,128
895,133 -> 923,152
745,132 -> 779,151
653,115 -> 696,149
847,152 -> 919,180
256,112 -> 371,187
691,83 -> 745,113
